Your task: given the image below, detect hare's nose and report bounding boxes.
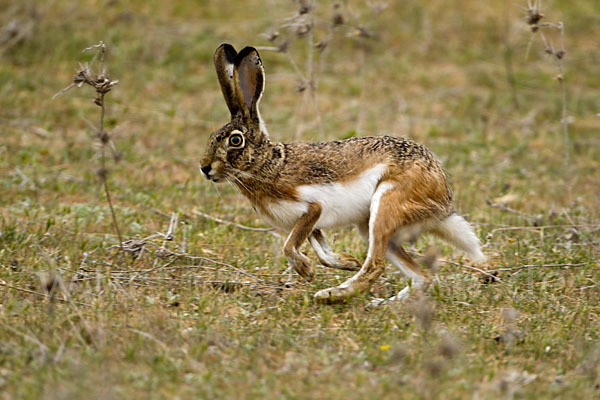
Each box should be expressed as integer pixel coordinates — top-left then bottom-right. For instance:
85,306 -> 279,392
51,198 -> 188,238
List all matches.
201,165 -> 212,178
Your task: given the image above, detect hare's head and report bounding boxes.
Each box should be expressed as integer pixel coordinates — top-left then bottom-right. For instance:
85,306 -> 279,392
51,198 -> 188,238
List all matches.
201,44 -> 269,182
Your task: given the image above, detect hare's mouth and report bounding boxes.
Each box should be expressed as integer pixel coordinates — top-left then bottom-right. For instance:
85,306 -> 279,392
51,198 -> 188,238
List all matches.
200,164 -> 223,182
205,173 -> 222,182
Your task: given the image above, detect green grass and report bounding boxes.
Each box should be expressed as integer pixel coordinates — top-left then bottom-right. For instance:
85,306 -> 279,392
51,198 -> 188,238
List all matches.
1,0 -> 599,398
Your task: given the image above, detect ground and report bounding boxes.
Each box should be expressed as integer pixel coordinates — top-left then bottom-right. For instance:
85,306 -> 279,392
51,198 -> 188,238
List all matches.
0,0 -> 599,398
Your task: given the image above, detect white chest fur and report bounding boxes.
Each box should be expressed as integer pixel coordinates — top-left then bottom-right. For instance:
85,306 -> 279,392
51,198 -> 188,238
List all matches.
259,164 -> 388,230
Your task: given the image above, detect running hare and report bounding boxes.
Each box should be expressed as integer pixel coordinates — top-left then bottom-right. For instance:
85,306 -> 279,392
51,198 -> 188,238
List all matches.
201,44 -> 485,303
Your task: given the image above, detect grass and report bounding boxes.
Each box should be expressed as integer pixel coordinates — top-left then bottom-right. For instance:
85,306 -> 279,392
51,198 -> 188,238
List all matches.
1,0 -> 599,398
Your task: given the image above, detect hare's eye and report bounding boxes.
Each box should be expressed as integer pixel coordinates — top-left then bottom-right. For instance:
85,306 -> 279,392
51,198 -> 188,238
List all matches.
228,132 -> 244,148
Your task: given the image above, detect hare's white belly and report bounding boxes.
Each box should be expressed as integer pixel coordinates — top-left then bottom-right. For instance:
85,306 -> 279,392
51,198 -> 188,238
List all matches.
261,164 -> 387,230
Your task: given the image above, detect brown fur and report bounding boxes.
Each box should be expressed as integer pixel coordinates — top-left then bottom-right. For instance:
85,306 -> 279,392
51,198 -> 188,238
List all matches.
202,133 -> 454,218
283,202 -> 321,281
201,44 -> 479,303
309,230 -> 361,271
314,181 -> 436,302
388,241 -> 431,280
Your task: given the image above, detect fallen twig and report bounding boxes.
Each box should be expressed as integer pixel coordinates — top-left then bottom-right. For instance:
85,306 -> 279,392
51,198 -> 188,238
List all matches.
192,209 -> 281,238
0,280 -> 91,306
487,263 -> 586,274
489,224 -> 599,235
487,201 -> 538,221
118,233 -> 277,286
441,259 -> 506,284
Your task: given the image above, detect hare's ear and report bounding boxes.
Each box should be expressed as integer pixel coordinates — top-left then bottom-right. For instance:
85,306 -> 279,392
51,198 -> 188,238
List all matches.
233,46 -> 265,122
214,43 -> 244,117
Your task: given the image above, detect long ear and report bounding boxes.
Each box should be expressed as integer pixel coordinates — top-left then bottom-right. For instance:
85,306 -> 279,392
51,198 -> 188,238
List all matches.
214,43 -> 244,116
233,46 -> 265,122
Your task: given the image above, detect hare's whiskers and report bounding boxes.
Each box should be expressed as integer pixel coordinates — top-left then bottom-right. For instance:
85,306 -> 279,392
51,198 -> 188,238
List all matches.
226,172 -> 251,194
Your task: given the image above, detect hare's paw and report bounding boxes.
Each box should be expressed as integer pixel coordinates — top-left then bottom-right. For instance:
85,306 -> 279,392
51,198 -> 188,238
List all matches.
314,281 -> 368,303
317,253 -> 361,271
367,286 -> 412,308
314,286 -> 354,303
288,253 -> 316,282
337,253 -> 361,271
367,297 -> 387,308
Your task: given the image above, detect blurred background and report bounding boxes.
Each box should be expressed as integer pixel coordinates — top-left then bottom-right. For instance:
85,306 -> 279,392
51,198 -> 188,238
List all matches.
2,0 -> 599,213
1,0 -> 599,398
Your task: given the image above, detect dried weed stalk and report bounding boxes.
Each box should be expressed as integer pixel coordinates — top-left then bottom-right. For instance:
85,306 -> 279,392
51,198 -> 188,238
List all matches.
0,1 -> 42,55
259,0 -> 383,139
54,42 -> 123,252
523,0 -> 570,167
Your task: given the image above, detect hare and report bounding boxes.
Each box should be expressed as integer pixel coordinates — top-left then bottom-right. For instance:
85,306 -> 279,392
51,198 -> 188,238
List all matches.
201,43 -> 485,303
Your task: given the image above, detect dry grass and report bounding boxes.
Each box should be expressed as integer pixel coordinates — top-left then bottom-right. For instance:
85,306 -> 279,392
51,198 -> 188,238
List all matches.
1,0 -> 599,398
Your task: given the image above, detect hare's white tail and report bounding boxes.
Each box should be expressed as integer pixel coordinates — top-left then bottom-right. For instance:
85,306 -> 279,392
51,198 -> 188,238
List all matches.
433,214 -> 486,263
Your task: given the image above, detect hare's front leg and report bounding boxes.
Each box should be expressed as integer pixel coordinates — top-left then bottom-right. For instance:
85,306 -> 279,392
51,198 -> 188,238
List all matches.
283,202 -> 322,281
315,181 -> 418,302
309,229 -> 361,271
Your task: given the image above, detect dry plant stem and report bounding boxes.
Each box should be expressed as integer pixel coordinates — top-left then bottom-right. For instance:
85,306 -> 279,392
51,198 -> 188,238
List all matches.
503,15 -> 519,109
557,32 -> 569,167
0,281 -> 90,306
488,263 -> 586,273
98,92 -> 124,254
441,259 -> 506,284
283,50 -> 306,82
95,43 -> 124,254
356,48 -> 367,134
488,201 -> 538,221
525,1 -> 570,167
192,209 -> 281,238
117,232 -> 277,286
148,212 -> 178,271
264,37 -> 323,139
260,3 -> 379,140
54,41 -> 124,254
306,15 -> 324,139
539,24 -> 569,167
0,322 -> 48,354
489,224 -> 597,234
161,212 -> 178,246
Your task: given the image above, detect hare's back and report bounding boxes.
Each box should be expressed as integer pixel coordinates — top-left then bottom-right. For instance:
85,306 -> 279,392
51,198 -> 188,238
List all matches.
279,136 -> 441,185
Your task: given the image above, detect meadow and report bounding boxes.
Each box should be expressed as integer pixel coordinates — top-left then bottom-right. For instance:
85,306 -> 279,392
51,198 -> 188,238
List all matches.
1,0 -> 599,398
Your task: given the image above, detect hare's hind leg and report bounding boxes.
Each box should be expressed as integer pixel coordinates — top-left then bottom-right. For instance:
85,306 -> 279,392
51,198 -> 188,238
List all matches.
370,241 -> 430,305
315,182 -> 410,302
284,202 -> 322,281
361,219 -> 430,305
357,222 -> 428,287
309,229 -> 361,271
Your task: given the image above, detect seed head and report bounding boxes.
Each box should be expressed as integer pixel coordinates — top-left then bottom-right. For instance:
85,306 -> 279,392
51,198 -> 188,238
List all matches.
265,31 -> 280,42
278,40 -> 290,53
332,2 -> 344,25
438,332 -> 461,360
40,272 -> 59,294
315,40 -> 329,52
526,10 -> 543,27
98,130 -> 110,144
97,167 -> 108,180
298,0 -> 313,15
425,357 -> 444,378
